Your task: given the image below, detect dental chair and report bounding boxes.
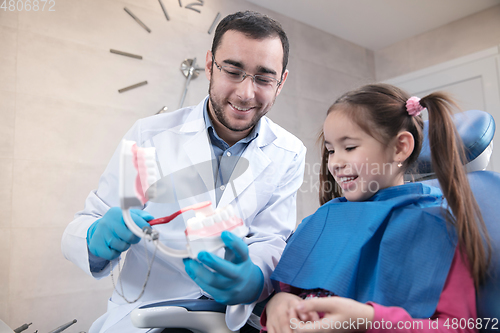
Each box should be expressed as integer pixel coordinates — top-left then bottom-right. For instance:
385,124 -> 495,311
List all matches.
418,109 -> 499,333
131,110 -> 499,333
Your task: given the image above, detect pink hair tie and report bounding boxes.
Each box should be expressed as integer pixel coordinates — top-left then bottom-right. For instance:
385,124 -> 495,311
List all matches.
406,96 -> 424,117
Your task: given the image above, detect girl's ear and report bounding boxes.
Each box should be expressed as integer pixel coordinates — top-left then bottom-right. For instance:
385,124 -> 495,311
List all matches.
394,131 -> 414,164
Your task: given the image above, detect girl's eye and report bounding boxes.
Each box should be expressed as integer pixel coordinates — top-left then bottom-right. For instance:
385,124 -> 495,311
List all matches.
327,149 -> 334,155
346,146 -> 356,151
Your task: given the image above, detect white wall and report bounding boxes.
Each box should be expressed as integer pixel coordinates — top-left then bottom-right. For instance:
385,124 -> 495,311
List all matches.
375,4 -> 500,81
0,0 -> 375,331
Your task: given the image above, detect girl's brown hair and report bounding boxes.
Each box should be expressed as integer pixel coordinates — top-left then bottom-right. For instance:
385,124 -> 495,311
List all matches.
319,83 -> 490,287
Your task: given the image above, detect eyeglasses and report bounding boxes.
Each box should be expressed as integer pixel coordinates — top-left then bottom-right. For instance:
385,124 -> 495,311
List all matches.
212,55 -> 282,90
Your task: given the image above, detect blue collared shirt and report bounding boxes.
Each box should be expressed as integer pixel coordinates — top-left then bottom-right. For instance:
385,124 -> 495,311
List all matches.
203,100 -> 260,205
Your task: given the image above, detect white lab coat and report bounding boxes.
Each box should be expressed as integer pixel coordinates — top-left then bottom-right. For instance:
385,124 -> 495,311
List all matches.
61,97 -> 306,332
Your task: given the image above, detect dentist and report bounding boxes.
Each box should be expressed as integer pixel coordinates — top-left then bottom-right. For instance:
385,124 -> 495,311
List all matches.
62,10 -> 306,333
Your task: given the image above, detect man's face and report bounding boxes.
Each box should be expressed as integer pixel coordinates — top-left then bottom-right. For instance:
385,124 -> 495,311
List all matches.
205,30 -> 288,144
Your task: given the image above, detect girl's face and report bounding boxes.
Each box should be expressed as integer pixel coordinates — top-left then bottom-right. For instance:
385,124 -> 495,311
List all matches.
323,111 -> 404,201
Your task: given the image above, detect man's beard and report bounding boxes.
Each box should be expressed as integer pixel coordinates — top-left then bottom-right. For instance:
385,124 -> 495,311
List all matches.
208,81 -> 275,133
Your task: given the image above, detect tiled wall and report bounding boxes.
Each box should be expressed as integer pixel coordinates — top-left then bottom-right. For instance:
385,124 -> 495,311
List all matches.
0,0 -> 375,331
375,4 -> 500,81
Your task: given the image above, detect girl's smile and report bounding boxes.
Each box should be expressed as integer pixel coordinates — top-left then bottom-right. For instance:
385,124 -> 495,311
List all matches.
323,111 -> 404,201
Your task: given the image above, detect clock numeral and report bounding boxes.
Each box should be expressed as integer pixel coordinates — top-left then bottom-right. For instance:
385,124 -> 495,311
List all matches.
208,12 -> 221,35
158,0 -> 169,21
124,7 -> 151,33
185,0 -> 203,13
110,49 -> 143,60
119,81 -> 148,93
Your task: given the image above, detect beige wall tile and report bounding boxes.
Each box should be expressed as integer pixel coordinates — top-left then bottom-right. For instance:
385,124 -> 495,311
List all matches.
295,23 -> 375,80
16,0 -> 212,67
0,228 -> 10,312
266,91 -> 299,138
9,288 -> 111,333
374,39 -> 413,81
0,26 -> 17,93
0,8 -> 18,29
282,55 -> 300,96
12,160 -> 105,228
296,60 -> 372,106
15,29 -> 202,113
0,26 -> 16,60
10,227 -> 113,299
410,8 -> 500,72
297,186 -> 320,226
0,91 -> 16,158
122,0 -> 165,12
297,140 -> 322,222
296,96 -> 332,141
8,225 -> 111,330
0,159 -> 13,229
14,94 -> 149,164
376,5 -> 500,81
17,0 -> 151,50
0,301 -> 8,326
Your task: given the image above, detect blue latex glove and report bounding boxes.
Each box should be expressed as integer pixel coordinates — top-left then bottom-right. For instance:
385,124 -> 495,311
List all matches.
87,207 -> 154,261
183,230 -> 264,305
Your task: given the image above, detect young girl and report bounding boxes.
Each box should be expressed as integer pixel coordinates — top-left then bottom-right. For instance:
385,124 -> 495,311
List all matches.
261,83 -> 491,333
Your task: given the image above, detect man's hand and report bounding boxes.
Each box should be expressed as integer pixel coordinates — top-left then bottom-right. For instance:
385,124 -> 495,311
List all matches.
183,231 -> 264,305
87,207 -> 154,261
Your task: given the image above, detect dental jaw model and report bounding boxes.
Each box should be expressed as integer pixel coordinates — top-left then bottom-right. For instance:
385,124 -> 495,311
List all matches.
181,203 -> 246,256
119,139 -> 249,259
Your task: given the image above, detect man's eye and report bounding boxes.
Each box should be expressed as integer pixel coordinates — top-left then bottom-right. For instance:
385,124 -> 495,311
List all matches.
255,76 -> 273,84
223,68 -> 242,77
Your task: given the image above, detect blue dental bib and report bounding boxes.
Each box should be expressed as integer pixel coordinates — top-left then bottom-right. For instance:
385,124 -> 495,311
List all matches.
272,183 -> 457,318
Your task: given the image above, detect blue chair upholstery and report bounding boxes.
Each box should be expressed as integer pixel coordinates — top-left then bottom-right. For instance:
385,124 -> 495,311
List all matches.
420,109 -> 499,332
416,109 -> 495,175
422,171 -> 500,332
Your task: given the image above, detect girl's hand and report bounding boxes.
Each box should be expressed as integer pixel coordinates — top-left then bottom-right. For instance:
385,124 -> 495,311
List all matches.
266,292 -> 316,333
294,297 -> 374,332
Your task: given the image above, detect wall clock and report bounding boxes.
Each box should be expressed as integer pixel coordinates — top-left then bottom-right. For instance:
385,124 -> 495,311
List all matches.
111,0 -> 221,112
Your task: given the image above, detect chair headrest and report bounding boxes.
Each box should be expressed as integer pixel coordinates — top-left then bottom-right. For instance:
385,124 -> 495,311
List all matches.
415,110 -> 496,175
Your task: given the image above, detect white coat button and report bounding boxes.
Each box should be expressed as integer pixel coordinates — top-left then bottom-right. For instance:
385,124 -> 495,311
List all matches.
220,185 -> 226,191
226,151 -> 231,156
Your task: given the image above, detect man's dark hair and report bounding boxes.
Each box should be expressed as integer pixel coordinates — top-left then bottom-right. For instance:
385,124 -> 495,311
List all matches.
211,11 -> 289,78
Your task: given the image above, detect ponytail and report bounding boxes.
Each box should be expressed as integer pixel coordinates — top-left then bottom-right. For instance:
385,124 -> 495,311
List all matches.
421,93 -> 491,287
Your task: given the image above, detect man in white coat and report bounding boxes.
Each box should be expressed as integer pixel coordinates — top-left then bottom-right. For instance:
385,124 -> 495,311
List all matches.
61,10 -> 306,333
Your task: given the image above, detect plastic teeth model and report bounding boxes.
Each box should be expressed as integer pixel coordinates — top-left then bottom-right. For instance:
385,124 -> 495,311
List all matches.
184,204 -> 247,257
119,139 -> 249,258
